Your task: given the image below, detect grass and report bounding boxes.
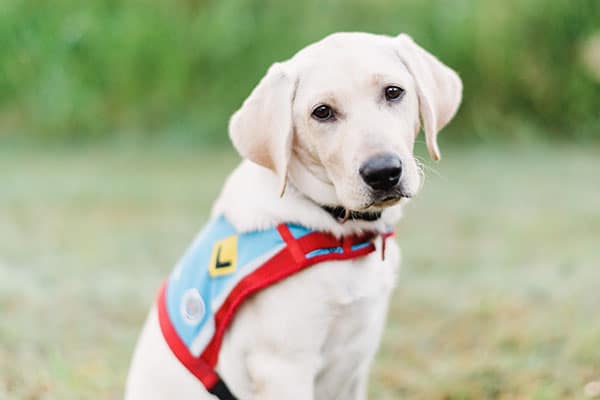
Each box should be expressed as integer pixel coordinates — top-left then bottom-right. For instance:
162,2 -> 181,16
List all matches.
2,0 -> 599,142
1,143 -> 599,399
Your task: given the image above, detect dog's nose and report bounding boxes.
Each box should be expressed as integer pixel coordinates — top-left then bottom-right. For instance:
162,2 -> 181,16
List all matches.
359,153 -> 402,191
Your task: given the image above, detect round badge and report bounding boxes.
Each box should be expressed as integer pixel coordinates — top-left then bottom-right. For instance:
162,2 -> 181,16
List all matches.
180,288 -> 205,326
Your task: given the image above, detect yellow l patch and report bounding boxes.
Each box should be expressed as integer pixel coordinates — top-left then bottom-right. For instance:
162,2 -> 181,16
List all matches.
209,235 -> 238,277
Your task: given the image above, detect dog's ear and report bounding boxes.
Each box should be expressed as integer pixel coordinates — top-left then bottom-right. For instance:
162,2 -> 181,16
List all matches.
394,34 -> 462,161
229,62 -> 297,195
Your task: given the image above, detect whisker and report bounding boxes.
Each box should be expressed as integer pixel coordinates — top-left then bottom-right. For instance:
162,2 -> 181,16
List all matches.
414,155 -> 447,182
414,157 -> 426,192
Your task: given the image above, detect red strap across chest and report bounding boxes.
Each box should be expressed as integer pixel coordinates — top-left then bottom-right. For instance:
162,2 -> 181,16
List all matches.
158,224 -> 395,394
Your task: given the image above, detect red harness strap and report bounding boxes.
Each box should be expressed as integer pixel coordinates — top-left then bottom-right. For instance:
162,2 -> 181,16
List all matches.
158,225 -> 395,398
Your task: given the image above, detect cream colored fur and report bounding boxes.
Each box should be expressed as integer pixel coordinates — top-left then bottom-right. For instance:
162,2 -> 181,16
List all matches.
126,32 -> 462,400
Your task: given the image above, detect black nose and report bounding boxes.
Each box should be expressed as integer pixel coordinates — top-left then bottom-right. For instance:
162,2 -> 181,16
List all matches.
359,153 -> 402,191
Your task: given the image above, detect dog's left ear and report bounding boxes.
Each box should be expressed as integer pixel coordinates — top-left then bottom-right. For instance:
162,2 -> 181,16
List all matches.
394,34 -> 463,161
229,62 -> 297,195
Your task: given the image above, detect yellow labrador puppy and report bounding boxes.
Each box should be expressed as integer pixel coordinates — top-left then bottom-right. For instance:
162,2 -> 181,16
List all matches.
126,32 -> 462,400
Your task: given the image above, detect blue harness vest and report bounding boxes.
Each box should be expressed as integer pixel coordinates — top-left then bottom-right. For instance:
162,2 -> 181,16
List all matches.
157,215 -> 393,399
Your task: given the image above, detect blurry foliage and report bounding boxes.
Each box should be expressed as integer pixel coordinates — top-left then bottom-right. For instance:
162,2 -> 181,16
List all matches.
0,0 -> 599,144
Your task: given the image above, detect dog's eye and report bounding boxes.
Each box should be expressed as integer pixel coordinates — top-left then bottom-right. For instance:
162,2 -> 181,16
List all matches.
384,86 -> 405,102
311,105 -> 334,121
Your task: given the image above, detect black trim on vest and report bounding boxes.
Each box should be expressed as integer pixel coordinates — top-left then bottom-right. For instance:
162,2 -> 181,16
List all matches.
209,378 -> 238,400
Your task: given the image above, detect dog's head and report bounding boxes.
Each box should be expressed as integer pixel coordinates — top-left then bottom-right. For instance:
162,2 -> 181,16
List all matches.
229,32 -> 462,213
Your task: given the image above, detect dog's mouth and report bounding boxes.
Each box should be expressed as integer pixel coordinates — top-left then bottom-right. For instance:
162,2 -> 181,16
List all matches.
371,195 -> 403,208
367,189 -> 413,209
323,191 -> 410,223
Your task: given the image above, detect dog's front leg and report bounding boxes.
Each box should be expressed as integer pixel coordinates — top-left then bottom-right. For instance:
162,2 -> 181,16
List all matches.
336,362 -> 371,400
246,351 -> 319,400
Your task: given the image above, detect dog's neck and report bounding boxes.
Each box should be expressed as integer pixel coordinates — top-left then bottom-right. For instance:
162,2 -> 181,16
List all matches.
321,205 -> 382,223
211,161 -> 405,237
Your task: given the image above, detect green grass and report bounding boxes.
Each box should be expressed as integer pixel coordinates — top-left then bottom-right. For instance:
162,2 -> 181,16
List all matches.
1,143 -> 600,399
2,0 -> 600,143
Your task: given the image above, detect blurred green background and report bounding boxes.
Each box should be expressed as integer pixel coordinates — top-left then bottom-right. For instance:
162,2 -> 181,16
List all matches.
2,1 -> 600,399
1,0 -> 599,145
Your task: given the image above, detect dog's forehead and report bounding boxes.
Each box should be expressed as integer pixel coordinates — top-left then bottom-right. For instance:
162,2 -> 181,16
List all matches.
298,32 -> 392,54
292,33 -> 397,71
290,33 -> 411,100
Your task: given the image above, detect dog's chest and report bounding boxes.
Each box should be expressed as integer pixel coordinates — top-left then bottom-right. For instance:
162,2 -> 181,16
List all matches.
213,238 -> 400,399
313,246 -> 399,393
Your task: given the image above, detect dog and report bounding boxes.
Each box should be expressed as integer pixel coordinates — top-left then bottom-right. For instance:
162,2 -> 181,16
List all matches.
125,31 -> 462,400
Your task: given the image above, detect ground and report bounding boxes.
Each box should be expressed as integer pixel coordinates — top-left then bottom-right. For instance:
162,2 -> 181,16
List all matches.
1,143 -> 599,399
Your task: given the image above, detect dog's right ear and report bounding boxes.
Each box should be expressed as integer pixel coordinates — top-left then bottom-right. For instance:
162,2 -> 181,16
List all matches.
394,34 -> 462,161
229,63 -> 297,195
